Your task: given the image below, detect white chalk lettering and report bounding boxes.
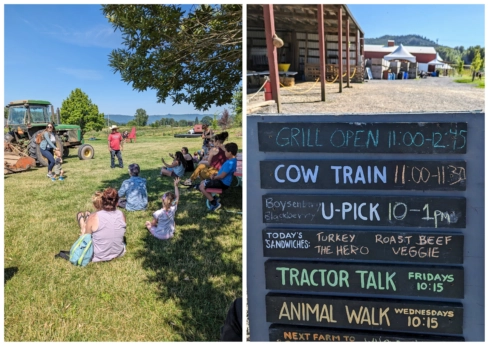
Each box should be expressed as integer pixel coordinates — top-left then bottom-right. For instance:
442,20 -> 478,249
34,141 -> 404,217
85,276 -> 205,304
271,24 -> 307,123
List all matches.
274,164 -> 319,184
321,202 -> 380,221
330,166 -> 387,184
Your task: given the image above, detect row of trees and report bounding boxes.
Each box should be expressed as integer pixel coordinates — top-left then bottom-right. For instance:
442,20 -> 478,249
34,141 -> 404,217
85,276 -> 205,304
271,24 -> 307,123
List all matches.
437,45 -> 485,67
44,87 -> 242,133
148,116 -> 212,128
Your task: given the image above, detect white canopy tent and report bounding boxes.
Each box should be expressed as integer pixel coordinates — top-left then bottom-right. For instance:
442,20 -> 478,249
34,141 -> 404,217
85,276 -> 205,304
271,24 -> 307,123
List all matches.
383,43 -> 416,62
427,53 -> 444,66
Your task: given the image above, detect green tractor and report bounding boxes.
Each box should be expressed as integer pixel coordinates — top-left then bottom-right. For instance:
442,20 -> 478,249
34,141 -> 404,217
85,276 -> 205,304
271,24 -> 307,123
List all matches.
5,99 -> 95,166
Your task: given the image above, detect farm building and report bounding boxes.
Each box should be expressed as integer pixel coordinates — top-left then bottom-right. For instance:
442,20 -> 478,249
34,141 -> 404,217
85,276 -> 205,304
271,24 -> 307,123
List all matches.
247,4 -> 366,85
365,40 -> 442,74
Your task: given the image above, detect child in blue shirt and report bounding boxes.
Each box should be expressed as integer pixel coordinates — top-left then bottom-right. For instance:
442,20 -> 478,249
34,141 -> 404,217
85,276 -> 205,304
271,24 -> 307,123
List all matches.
118,163 -> 148,211
198,142 -> 238,212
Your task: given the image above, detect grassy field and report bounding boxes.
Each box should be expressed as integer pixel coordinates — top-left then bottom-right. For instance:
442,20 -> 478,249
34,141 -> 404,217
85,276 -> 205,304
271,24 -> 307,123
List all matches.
4,126 -> 243,341
452,72 -> 485,88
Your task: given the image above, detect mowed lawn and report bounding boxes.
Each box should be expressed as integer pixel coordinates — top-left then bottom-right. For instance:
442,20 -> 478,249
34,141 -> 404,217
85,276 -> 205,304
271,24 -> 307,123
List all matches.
4,127 -> 243,341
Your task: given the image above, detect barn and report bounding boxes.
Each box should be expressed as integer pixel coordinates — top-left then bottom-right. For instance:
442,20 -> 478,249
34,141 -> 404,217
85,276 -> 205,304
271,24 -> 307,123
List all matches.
247,5 -> 366,84
364,40 -> 440,73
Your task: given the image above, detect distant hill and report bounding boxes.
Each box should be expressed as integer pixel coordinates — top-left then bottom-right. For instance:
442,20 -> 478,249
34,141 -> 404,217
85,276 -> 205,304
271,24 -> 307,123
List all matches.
364,34 -> 438,47
364,34 -> 484,64
104,114 -> 213,125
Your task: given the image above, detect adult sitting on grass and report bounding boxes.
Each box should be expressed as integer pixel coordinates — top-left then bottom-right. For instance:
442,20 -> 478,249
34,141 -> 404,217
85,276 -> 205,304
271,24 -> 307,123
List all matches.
118,163 -> 148,211
56,188 -> 126,263
183,131 -> 229,186
198,142 -> 238,212
161,151 -> 187,178
181,147 -> 195,173
81,187 -> 127,262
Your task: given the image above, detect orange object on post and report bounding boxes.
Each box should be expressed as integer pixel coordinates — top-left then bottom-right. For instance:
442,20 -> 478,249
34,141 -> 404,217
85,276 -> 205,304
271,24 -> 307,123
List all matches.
264,80 -> 273,101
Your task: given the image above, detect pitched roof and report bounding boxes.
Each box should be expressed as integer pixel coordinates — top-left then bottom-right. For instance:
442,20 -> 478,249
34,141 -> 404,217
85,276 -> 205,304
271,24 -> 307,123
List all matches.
365,44 -> 437,54
427,53 -> 445,65
383,44 -> 416,62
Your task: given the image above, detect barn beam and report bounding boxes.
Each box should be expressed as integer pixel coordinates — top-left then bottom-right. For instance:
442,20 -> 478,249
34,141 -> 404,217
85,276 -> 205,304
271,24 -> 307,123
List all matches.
346,17 -> 351,88
318,4 -> 326,102
263,4 -> 282,112
338,5 -> 343,93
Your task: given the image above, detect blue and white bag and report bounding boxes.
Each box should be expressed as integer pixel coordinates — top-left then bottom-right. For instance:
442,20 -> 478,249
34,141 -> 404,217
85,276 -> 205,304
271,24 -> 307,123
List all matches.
69,234 -> 93,267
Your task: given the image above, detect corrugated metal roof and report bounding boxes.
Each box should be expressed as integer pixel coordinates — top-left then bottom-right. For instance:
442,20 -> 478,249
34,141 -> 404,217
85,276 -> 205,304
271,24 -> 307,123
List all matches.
365,45 -> 437,54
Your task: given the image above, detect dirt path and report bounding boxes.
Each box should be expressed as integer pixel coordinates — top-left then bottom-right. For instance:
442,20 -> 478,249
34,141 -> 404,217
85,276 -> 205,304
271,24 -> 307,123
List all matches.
247,76 -> 484,115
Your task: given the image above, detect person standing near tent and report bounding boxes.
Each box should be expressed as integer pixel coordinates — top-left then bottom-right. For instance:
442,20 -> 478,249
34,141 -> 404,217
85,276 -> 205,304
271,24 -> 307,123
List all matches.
108,125 -> 123,169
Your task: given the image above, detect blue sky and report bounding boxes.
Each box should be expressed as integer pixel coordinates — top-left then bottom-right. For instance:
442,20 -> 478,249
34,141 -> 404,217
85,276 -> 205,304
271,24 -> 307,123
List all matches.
348,4 -> 485,48
3,4 -> 230,115
3,4 -> 485,116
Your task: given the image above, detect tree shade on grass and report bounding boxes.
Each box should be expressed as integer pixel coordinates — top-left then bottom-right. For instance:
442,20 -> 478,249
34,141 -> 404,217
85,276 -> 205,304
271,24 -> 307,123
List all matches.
4,129 -> 242,341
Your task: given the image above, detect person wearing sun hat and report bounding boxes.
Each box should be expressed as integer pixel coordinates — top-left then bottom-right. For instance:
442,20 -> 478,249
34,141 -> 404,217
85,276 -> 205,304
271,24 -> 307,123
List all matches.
108,124 -> 123,169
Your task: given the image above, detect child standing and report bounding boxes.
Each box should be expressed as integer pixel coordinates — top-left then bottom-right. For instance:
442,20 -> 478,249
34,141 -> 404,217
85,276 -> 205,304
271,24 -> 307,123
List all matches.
145,177 -> 180,240
198,143 -> 238,212
52,148 -> 64,181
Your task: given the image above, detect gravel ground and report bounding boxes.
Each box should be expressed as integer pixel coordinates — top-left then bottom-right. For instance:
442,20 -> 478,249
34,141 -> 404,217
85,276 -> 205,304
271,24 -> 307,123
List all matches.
247,76 -> 484,115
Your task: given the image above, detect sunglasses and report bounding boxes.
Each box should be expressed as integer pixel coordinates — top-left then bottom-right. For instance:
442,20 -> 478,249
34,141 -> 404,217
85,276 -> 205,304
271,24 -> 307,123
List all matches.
47,126 -> 53,128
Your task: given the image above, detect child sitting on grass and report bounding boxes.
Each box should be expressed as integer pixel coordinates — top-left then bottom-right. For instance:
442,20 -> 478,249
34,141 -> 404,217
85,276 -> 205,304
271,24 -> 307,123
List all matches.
198,143 -> 238,212
145,177 -> 180,240
51,148 -> 64,181
161,151 -> 186,178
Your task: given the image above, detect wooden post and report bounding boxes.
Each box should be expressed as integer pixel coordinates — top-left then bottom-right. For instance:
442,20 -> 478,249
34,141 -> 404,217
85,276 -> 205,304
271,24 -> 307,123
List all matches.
337,5 -> 343,93
357,29 -> 360,67
291,30 -> 298,73
317,5 -> 326,102
346,18 -> 350,88
263,5 -> 281,113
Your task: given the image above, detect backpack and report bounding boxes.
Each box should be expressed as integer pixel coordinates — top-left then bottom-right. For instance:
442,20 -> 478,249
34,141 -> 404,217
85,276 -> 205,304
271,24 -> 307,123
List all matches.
35,131 -> 45,145
69,234 -> 93,267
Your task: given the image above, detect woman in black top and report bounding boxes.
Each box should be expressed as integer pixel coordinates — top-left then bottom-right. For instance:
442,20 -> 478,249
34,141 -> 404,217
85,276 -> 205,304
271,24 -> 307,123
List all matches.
201,124 -> 214,156
181,147 -> 194,172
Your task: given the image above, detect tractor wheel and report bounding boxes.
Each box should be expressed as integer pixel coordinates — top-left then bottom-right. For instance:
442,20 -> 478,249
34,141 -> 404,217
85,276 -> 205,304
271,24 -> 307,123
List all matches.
30,130 -> 63,167
63,146 -> 70,157
78,144 -> 94,160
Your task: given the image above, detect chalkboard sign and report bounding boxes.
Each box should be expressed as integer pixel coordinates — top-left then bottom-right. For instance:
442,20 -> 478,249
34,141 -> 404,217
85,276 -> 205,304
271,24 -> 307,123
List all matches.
262,229 -> 464,264
260,160 -> 466,190
263,194 -> 466,228
265,260 -> 464,298
257,122 -> 467,154
248,113 -> 485,342
266,293 -> 463,335
269,324 -> 465,342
